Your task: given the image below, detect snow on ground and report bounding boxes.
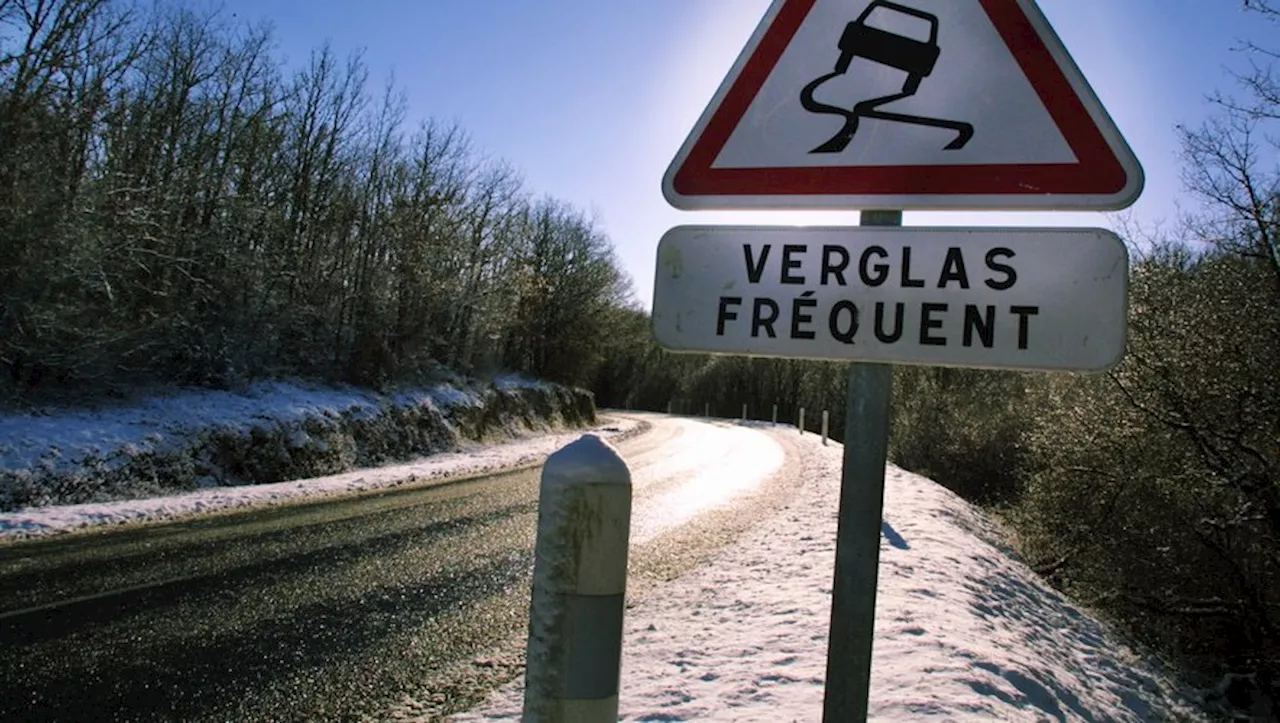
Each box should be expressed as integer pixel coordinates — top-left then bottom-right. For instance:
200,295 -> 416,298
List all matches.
0,377 -> 636,539
626,419 -> 785,546
452,425 -> 1207,722
0,416 -> 642,539
0,373 -> 552,483
0,380 -> 409,476
0,393 -> 1209,720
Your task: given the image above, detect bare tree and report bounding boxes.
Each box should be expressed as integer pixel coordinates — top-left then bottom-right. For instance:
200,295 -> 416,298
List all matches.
0,0 -> 638,400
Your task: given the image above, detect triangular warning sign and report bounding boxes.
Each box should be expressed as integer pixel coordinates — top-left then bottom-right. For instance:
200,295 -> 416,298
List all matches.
663,0 -> 1144,211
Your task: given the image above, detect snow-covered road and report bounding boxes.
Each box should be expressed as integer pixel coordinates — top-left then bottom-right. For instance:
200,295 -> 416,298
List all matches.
451,423 -> 1207,722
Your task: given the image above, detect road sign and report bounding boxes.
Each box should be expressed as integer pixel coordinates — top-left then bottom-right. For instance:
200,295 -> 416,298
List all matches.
662,0 -> 1144,211
651,225 -> 1129,371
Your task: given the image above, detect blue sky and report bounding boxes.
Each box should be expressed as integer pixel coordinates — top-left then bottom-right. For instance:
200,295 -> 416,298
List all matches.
216,0 -> 1269,306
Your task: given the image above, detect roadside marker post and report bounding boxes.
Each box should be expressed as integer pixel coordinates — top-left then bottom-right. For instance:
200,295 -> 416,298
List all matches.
523,435 -> 632,722
652,0 -> 1142,720
772,404 -> 778,425
822,410 -> 830,446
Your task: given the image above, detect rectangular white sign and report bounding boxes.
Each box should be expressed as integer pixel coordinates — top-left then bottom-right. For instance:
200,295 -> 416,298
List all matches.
651,226 -> 1129,371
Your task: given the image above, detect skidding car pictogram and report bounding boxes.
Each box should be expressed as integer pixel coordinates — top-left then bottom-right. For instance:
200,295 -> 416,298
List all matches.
799,0 -> 974,154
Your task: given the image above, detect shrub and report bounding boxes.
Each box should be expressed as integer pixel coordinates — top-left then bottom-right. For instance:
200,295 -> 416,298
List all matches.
889,367 -> 1045,507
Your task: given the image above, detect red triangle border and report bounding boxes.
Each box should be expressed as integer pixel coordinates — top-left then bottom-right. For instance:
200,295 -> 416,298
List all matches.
670,0 -> 1129,198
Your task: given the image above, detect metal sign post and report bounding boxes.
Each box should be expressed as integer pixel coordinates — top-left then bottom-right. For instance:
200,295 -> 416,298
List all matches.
821,209 -> 898,722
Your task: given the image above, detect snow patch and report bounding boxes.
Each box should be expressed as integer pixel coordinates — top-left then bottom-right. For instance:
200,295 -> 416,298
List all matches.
0,381 -> 380,475
0,377 -> 606,532
493,374 -> 551,393
0,379 -> 513,479
0,417 -> 644,539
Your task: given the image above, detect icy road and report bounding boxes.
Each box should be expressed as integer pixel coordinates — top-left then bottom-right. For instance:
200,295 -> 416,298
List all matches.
0,415 -> 800,721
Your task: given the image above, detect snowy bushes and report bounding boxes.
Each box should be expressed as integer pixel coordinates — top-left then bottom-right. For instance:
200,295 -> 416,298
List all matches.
1008,250 -> 1280,716
0,379 -> 595,511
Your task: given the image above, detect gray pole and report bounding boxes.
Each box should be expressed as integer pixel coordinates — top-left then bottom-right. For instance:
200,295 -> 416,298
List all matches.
822,209 -> 899,723
523,435 -> 632,721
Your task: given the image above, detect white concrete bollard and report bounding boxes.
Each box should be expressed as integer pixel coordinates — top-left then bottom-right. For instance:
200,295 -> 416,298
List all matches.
523,435 -> 632,722
741,403 -> 747,421
772,404 -> 778,425
822,410 -> 829,446
799,407 -> 806,435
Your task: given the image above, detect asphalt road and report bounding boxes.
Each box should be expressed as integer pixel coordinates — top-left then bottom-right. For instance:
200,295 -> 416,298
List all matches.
0,415 -> 802,722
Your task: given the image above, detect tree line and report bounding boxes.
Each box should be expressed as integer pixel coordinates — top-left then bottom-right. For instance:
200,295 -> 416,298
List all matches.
0,0 -> 635,401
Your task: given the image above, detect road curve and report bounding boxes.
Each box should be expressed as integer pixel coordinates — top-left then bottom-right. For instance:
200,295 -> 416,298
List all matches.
0,414 -> 805,722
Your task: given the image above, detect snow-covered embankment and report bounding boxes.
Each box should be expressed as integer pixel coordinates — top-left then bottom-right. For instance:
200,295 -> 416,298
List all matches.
0,376 -> 608,536
453,424 -> 1207,722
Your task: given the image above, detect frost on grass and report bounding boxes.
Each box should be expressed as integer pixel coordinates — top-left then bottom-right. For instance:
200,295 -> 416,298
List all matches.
0,378 -> 596,516
453,430 -> 1206,722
